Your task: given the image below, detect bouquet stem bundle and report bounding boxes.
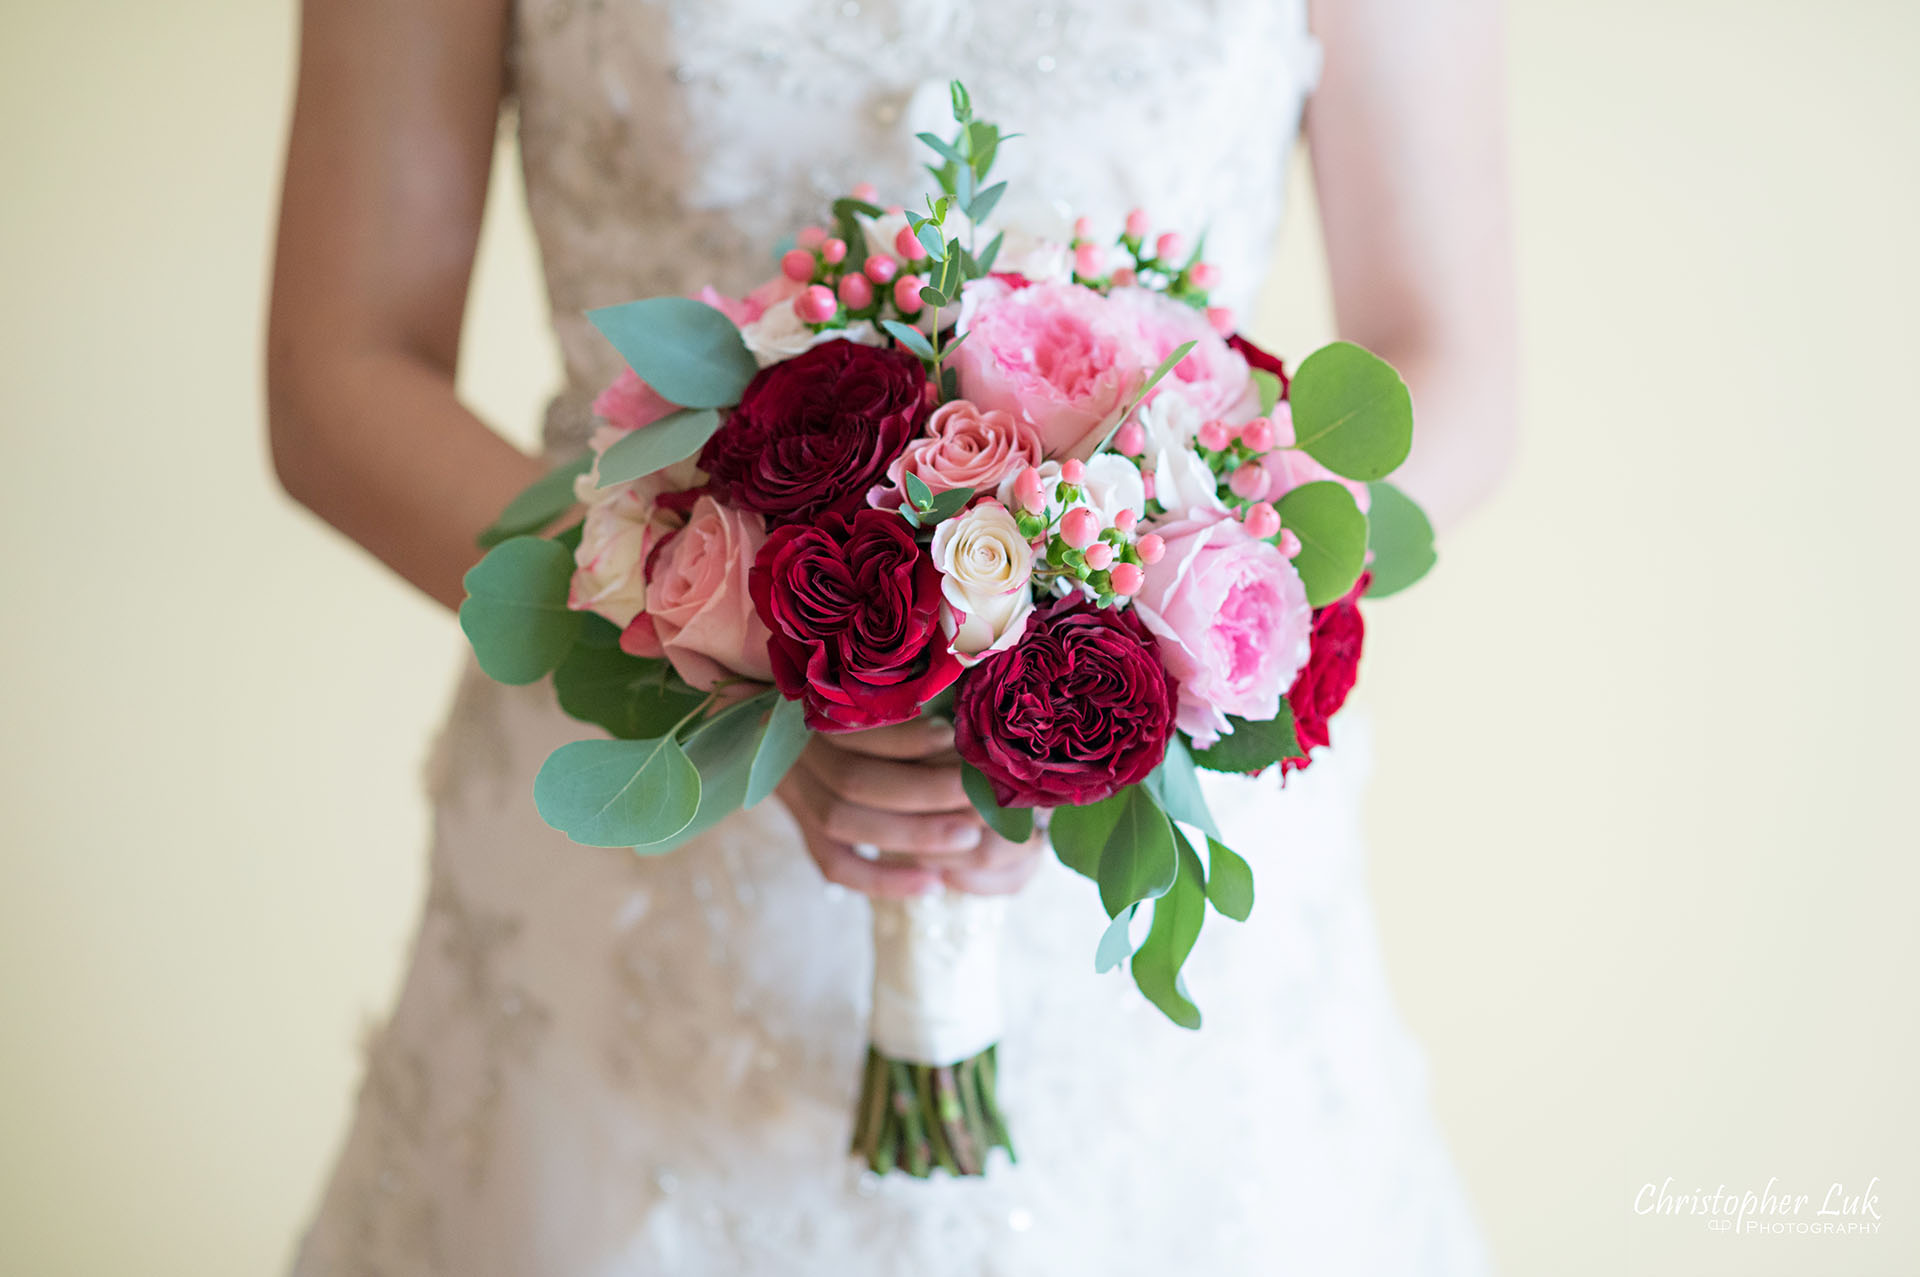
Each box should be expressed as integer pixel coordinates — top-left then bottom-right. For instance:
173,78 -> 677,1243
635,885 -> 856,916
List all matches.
851,1043 -> 1013,1178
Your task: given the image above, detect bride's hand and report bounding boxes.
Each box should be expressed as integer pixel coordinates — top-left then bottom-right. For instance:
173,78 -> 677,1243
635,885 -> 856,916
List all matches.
776,717 -> 1046,898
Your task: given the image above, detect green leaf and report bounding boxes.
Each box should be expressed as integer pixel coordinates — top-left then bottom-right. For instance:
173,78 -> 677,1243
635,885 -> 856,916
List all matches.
478,453 -> 591,548
1288,340 -> 1413,481
1094,904 -> 1138,973
962,763 -> 1035,843
594,407 -> 721,488
534,733 -> 701,847
553,519 -> 584,555
915,222 -> 947,262
882,320 -> 935,362
553,644 -> 706,740
632,694 -> 771,853
1251,367 -> 1283,417
1364,481 -> 1437,598
920,486 -> 974,523
1131,833 -> 1206,1029
1094,340 -> 1198,453
919,285 -> 947,309
903,472 -> 933,509
1142,735 -> 1220,841
745,695 -> 809,808
458,537 -> 582,685
1049,789 -> 1128,881
966,181 -> 1006,225
949,79 -> 972,124
966,122 -> 1001,177
575,612 -> 622,649
917,131 -> 967,167
587,296 -> 759,409
976,231 -> 1005,274
1190,706 -> 1301,775
1096,786 -> 1178,918
1274,480 -> 1369,607
1205,837 -> 1254,922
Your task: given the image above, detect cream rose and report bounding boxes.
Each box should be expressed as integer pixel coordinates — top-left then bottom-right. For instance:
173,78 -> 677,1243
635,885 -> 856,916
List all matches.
738,300 -> 884,367
567,470 -> 681,628
929,500 -> 1036,664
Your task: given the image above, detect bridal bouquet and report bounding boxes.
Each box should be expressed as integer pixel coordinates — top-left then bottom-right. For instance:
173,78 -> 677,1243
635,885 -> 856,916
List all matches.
460,83 -> 1435,1178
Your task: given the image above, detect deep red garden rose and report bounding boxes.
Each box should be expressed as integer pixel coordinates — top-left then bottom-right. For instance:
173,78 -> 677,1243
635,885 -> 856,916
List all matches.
748,508 -> 960,731
1227,333 -> 1290,399
954,598 -> 1175,808
1281,571 -> 1369,776
700,340 -> 927,525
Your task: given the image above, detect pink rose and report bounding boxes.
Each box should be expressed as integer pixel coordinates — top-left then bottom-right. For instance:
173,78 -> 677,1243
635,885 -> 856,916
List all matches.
1130,510 -> 1313,750
591,368 -> 678,434
621,495 -> 774,691
874,399 -> 1044,506
1106,286 -> 1259,426
952,277 -> 1143,461
1259,435 -> 1372,514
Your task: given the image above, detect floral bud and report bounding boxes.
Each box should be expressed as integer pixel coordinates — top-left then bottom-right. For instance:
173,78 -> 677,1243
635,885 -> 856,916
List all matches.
1109,561 -> 1145,596
1240,417 -> 1276,453
1278,527 -> 1302,558
1135,533 -> 1166,565
1073,215 -> 1095,241
1196,421 -> 1231,452
1154,232 -> 1184,263
1124,208 -> 1150,239
894,225 -> 929,262
1142,471 -> 1156,501
1114,421 -> 1146,456
1073,242 -> 1105,278
1110,266 -> 1137,288
1083,541 -> 1115,571
1113,507 -> 1138,533
851,181 -> 879,202
795,226 -> 828,249
892,275 -> 925,315
1244,502 -> 1281,540
864,255 -> 899,285
1059,458 -> 1087,484
1189,261 -> 1223,291
1060,506 -> 1101,550
780,248 -> 816,283
820,237 -> 848,265
1229,463 -> 1271,502
795,285 -> 838,324
1205,306 -> 1236,336
837,272 -> 874,310
1013,465 -> 1047,513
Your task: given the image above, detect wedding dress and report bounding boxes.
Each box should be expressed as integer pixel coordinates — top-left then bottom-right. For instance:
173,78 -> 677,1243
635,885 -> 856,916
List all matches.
291,1 -> 1490,1272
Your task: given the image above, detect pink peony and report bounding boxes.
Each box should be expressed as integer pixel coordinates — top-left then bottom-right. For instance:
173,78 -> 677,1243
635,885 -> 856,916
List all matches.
952,277 -> 1144,461
875,399 -> 1044,505
1130,510 -> 1313,750
1106,286 -> 1259,426
620,495 -> 774,690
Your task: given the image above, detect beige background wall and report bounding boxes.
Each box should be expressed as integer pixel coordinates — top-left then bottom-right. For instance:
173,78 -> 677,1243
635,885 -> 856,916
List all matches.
2,1 -> 1914,1273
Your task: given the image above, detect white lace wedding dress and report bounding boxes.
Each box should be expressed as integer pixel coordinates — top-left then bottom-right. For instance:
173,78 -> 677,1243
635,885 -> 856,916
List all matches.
291,2 -> 1490,1272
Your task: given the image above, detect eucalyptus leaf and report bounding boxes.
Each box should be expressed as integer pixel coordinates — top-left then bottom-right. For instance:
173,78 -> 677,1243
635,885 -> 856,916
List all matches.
1142,735 -> 1220,841
553,644 -> 705,741
1130,834 -> 1206,1029
949,79 -> 972,124
632,694 -> 772,854
1251,367 -> 1283,417
1094,904 -> 1139,974
478,453 -> 591,548
595,408 -> 722,488
1274,480 -> 1369,607
1205,837 -> 1254,922
966,122 -> 1000,177
962,763 -> 1034,844
587,296 -> 758,409
1288,340 -> 1413,481
1096,786 -> 1178,918
1190,706 -> 1301,775
920,285 -> 947,309
533,734 -> 701,847
976,231 -> 1005,273
553,520 -> 584,555
458,537 -> 582,685
1049,789 -> 1128,881
1363,480 -> 1437,598
921,486 -> 974,522
745,695 -> 809,808
882,320 -> 935,362
903,472 -> 933,509
575,612 -> 623,649
967,181 -> 1007,225
918,131 -> 966,167
915,222 -> 946,262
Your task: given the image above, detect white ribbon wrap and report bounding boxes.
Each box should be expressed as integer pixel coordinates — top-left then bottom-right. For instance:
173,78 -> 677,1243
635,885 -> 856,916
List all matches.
867,887 -> 1008,1066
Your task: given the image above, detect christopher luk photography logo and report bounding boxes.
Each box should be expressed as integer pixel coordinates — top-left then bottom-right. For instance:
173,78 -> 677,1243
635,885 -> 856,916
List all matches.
1633,1176 -> 1883,1237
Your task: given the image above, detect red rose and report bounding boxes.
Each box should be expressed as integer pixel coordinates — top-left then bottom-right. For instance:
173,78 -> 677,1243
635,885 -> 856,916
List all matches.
1227,333 -> 1290,399
954,598 -> 1175,808
1281,571 -> 1369,775
749,508 -> 960,732
700,341 -> 927,525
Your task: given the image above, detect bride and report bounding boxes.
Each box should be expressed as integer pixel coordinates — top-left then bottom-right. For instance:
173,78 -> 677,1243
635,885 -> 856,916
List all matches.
269,1 -> 1515,1272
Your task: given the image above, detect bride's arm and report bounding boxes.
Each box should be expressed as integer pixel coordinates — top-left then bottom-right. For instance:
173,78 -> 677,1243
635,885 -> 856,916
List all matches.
1307,0 -> 1519,529
267,0 -> 543,610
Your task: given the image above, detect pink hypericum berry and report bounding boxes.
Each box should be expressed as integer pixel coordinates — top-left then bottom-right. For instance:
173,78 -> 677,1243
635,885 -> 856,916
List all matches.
893,276 -> 925,315
780,248 -> 816,283
1073,243 -> 1105,278
1244,502 -> 1281,540
821,237 -> 848,265
1012,465 -> 1047,512
1113,508 -> 1139,533
1060,507 -> 1101,550
1154,232 -> 1185,263
1196,421 -> 1232,452
1241,417 -> 1276,453
1114,421 -> 1146,457
1082,541 -> 1115,571
1124,208 -> 1151,239
1059,458 -> 1087,484
1141,471 -> 1157,501
1109,561 -> 1145,596
851,182 -> 879,202
1135,533 -> 1166,565
837,272 -> 874,309
895,225 -> 929,262
1189,261 -> 1223,291
1206,306 -> 1236,336
1230,462 -> 1271,502
795,285 -> 838,324
864,255 -> 899,285
795,226 -> 828,249
1073,216 -> 1095,241
1110,266 -> 1137,288
1278,528 -> 1302,558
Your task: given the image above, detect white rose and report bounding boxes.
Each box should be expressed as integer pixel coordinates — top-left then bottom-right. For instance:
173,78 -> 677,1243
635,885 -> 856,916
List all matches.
1151,446 -> 1226,521
1077,454 -> 1147,525
992,227 -> 1073,285
1135,385 -> 1203,456
567,472 -> 678,628
930,501 -> 1036,663
738,297 -> 884,367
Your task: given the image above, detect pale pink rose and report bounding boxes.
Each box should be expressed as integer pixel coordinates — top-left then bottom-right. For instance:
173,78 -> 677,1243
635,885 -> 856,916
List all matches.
1259,445 -> 1372,514
568,472 -> 681,629
952,277 -> 1144,461
591,369 -> 678,433
1130,510 -> 1313,750
1106,286 -> 1259,426
875,400 -> 1044,505
624,495 -> 774,690
929,500 -> 1036,664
